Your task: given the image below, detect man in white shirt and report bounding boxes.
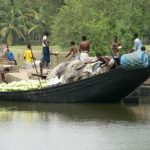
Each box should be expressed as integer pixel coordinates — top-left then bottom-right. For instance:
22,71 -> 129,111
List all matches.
133,33 -> 142,51
40,31 -> 57,75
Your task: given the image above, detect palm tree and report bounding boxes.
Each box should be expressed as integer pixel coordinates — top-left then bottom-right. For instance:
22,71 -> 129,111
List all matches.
0,0 -> 65,45
0,0 -> 27,45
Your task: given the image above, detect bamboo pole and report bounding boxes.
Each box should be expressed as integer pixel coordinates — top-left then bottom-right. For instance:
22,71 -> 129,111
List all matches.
30,48 -> 42,89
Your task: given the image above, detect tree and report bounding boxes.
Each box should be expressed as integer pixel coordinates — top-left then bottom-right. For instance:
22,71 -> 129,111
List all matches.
0,0 -> 65,45
0,0 -> 28,44
51,0 -> 150,54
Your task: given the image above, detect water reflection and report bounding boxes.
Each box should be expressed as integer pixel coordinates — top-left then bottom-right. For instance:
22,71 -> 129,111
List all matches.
0,101 -> 149,150
127,96 -> 150,122
0,102 -> 138,123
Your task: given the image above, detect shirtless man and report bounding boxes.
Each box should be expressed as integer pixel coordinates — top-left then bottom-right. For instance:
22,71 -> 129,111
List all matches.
89,52 -> 109,65
65,41 -> 79,60
79,36 -> 90,61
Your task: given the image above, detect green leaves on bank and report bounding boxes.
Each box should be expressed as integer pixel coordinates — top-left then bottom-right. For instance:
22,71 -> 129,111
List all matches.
0,0 -> 150,55
51,0 -> 150,54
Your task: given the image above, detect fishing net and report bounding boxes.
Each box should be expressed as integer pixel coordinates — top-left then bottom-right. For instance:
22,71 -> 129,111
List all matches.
120,51 -> 149,69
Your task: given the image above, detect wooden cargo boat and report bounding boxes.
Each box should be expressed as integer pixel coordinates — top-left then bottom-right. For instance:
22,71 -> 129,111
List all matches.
0,66 -> 149,103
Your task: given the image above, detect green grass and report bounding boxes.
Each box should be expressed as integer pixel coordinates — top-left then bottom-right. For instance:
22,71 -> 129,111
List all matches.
9,44 -> 66,60
10,45 -> 63,53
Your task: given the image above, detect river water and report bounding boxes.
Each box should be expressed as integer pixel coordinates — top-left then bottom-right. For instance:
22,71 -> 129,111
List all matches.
0,97 -> 150,150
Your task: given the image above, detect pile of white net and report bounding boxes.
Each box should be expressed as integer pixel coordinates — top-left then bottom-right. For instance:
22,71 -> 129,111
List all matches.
0,58 -> 115,91
47,58 -> 114,86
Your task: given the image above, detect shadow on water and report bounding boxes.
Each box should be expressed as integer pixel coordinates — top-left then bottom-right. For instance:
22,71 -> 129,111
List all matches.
124,96 -> 150,122
0,101 -> 139,123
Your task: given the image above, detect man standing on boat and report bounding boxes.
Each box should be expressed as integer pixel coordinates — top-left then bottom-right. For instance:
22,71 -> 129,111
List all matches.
112,36 -> 122,65
65,41 -> 79,60
132,33 -> 142,52
41,31 -> 51,67
40,31 -> 57,75
79,35 -> 90,62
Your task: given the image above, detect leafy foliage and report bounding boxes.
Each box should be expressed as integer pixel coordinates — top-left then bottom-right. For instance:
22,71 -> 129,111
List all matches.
0,0 -> 150,55
52,0 -> 150,54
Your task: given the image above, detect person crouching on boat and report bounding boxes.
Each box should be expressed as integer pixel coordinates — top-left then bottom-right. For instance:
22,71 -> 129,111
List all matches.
24,43 -> 34,69
82,52 -> 113,75
65,41 -> 79,60
88,52 -> 114,71
88,52 -> 109,66
79,35 -> 90,62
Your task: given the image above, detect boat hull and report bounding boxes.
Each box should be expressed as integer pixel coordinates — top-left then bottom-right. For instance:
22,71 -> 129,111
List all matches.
0,67 -> 149,103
